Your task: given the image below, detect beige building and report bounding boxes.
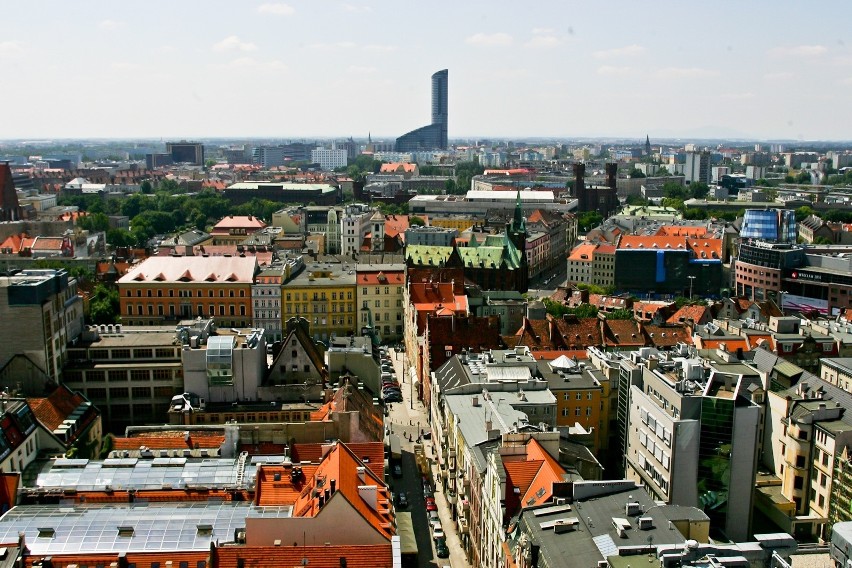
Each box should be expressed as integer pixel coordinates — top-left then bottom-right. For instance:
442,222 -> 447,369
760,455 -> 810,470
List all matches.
566,242 -> 615,288
356,264 -> 405,342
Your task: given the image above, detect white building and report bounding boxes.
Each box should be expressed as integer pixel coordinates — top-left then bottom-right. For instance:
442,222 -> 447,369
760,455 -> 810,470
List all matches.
684,151 -> 711,184
340,204 -> 374,255
311,147 -> 347,170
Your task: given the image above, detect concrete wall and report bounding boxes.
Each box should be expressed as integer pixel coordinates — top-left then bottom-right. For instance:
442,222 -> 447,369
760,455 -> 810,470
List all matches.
727,403 -> 760,541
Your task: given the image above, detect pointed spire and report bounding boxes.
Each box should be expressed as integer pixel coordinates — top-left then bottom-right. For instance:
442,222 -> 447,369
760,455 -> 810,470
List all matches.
513,190 -> 525,232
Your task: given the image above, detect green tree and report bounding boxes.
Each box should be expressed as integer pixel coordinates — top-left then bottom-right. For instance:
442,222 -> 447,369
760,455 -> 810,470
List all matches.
106,228 -> 136,247
795,205 -> 815,220
656,166 -> 670,176
690,182 -> 710,199
796,171 -> 811,184
78,212 -> 111,232
625,195 -> 650,206
629,168 -> 646,178
662,181 -> 688,200
409,216 -> 425,226
661,197 -> 685,211
683,208 -> 709,220
88,283 -> 120,324
577,211 -> 603,232
573,304 -> 599,318
205,159 -> 217,168
606,308 -> 634,320
140,180 -> 153,194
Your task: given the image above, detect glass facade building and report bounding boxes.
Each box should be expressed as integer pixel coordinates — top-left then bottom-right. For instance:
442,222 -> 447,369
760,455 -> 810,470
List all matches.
396,69 -> 448,151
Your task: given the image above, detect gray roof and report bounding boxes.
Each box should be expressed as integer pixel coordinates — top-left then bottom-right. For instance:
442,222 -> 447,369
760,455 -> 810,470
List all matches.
515,485 -> 700,568
433,356 -> 470,392
822,358 -> 852,373
444,392 -> 530,447
0,502 -> 272,555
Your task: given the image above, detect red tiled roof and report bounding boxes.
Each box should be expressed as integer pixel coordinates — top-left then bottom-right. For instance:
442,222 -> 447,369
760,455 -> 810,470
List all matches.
603,319 -> 645,347
667,304 -> 711,325
31,236 -> 64,250
27,385 -> 96,445
214,544 -> 393,568
211,215 -> 267,231
356,270 -> 405,285
112,430 -> 226,451
643,325 -> 692,347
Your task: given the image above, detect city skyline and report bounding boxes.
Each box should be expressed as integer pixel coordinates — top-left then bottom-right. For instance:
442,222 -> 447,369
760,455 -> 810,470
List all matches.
3,1 -> 852,140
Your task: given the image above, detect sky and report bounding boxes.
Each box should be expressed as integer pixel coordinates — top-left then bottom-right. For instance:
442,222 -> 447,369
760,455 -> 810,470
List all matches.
3,1 -> 852,141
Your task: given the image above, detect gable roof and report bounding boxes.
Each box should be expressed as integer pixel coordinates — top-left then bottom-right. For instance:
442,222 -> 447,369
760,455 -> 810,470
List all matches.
213,543 -> 393,568
27,385 -> 98,446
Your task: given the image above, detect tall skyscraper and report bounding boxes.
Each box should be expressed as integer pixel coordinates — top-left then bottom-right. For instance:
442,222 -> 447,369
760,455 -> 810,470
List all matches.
396,69 -> 448,151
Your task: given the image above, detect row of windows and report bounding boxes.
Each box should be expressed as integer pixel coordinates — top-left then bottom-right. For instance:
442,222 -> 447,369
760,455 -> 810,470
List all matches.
127,289 -> 247,298
87,385 -> 178,399
562,407 -> 592,417
195,412 -> 312,424
284,303 -> 354,314
563,391 -> 594,401
361,312 -> 402,323
127,304 -> 247,317
285,291 -> 354,301
362,300 -> 403,308
64,368 -> 178,383
82,348 -> 177,360
361,287 -> 402,295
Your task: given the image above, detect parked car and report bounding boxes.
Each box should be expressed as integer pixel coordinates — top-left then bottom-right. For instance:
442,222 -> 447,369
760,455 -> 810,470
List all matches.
392,464 -> 403,478
435,537 -> 449,558
426,498 -> 437,512
431,520 -> 444,540
429,510 -> 439,523
396,491 -> 408,508
423,486 -> 434,499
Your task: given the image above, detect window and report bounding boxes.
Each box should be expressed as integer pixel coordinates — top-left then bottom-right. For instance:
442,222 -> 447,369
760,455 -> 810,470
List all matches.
575,392 -> 582,400
86,370 -> 105,382
793,475 -> 804,490
153,369 -> 171,381
154,386 -> 176,397
132,386 -> 150,399
575,408 -> 581,416
109,387 -> 130,399
798,430 -> 808,441
796,455 -> 805,468
135,349 -> 153,359
130,369 -> 149,381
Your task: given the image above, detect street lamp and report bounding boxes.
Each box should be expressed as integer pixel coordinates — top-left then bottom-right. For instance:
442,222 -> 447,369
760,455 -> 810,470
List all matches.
688,276 -> 696,300
778,291 -> 787,315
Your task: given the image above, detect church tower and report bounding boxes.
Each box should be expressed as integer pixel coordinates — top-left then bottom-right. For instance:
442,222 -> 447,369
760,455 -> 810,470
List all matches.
508,190 -> 528,257
645,134 -> 652,157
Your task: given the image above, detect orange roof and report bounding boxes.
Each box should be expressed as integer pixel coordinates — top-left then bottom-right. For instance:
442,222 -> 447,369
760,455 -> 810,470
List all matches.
688,237 -> 722,260
619,235 -> 687,250
667,304 -> 711,325
27,385 -> 97,445
211,215 -> 267,232
694,337 -> 750,352
522,437 -> 565,506
0,233 -> 35,253
380,162 -> 417,173
255,463 -> 321,506
112,430 -> 225,451
655,225 -> 708,237
356,270 -> 405,285
568,243 -> 597,262
288,442 -> 393,539
502,438 -> 566,516
31,236 -> 65,250
214,544 -> 393,568
24,551 -> 209,568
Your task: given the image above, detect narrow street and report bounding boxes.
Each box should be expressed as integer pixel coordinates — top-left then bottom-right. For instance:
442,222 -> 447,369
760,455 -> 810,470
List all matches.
385,348 -> 470,568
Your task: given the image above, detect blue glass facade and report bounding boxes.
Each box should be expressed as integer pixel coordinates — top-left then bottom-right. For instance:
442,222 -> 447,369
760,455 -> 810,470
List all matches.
396,69 -> 448,151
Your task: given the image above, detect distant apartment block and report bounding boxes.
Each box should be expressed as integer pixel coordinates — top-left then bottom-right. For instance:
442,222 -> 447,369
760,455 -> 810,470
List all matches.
166,141 -> 204,165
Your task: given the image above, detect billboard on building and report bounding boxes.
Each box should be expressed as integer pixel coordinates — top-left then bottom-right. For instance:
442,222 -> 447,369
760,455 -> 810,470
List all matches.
781,293 -> 828,315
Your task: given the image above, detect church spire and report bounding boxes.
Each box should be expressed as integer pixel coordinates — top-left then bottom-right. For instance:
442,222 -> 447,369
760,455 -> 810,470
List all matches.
512,190 -> 525,232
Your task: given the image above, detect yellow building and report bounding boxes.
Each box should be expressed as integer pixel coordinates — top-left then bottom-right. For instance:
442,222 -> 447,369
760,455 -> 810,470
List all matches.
429,215 -> 482,232
281,262 -> 357,342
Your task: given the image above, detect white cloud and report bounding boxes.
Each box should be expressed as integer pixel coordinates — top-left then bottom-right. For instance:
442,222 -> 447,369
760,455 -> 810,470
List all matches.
525,29 -> 561,49
654,66 -> 718,79
98,19 -> 124,30
212,36 -> 258,52
257,3 -> 295,16
763,71 -> 793,80
596,65 -> 636,76
347,65 -> 377,74
342,3 -> 371,12
465,32 -> 513,47
0,41 -> 22,56
769,44 -> 827,56
593,44 -> 645,59
841,77 -> 852,85
363,44 -> 396,53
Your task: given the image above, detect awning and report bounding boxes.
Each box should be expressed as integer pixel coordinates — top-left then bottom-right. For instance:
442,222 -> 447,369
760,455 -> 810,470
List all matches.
396,512 -> 418,555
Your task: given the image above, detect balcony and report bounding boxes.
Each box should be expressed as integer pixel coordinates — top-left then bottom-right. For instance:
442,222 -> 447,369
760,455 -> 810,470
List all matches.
446,490 -> 457,505
461,498 -> 470,512
458,516 -> 469,534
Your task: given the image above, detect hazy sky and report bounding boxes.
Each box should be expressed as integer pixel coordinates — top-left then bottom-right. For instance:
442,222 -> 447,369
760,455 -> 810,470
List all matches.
3,1 -> 852,141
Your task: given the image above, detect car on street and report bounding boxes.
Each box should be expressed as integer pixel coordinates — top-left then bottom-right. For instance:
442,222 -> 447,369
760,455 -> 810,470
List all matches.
392,464 -> 403,478
431,520 -> 444,540
423,486 -> 433,499
396,491 -> 408,509
428,510 -> 439,523
426,498 -> 437,511
435,537 -> 449,558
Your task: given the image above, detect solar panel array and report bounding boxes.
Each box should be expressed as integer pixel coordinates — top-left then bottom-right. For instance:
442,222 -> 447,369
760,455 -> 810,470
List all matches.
35,457 -> 259,491
0,502 -> 292,555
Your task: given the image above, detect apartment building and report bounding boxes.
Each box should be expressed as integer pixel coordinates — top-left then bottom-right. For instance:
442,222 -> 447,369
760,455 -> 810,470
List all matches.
0,269 -> 84,391
118,255 -> 258,327
622,349 -> 761,541
253,264 -> 286,342
356,264 -> 405,343
281,262 -> 357,342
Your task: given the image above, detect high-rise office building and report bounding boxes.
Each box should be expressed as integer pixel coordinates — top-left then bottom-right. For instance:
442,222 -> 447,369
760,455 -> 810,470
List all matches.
166,141 -> 205,165
396,69 -> 448,151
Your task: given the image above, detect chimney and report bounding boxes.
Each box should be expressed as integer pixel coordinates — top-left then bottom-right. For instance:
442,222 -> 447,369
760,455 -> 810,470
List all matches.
330,478 -> 337,493
185,245 -> 193,256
